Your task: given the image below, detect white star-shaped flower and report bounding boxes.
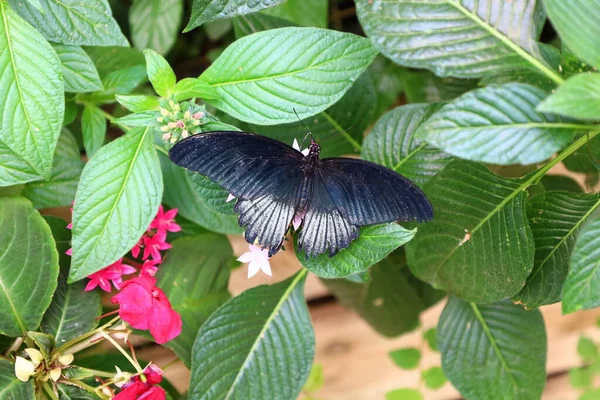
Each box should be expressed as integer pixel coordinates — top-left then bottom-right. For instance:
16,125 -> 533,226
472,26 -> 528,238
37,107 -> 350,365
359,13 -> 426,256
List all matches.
237,244 -> 272,278
292,139 -> 310,156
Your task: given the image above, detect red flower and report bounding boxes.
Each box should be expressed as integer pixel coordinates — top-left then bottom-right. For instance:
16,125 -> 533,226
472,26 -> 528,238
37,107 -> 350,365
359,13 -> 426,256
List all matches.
85,259 -> 136,292
111,275 -> 181,344
142,231 -> 171,262
141,259 -> 159,277
114,365 -> 166,400
148,206 -> 181,236
131,236 -> 145,259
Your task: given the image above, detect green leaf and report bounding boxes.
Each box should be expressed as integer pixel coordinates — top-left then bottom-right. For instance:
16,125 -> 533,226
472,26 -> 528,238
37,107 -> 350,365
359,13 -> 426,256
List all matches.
159,152 -> 241,234
22,129 -> 84,209
302,364 -> 324,393
57,384 -> 97,400
130,0 -> 183,56
323,251 -> 444,337
424,328 -> 438,352
300,224 -> 415,278
356,0 -> 547,79
0,197 -> 59,337
422,367 -> 447,390
406,160 -> 535,303
538,73 -> 600,120
389,348 -> 421,370
69,127 -> 163,282
156,235 -> 232,367
200,27 -> 378,124
569,367 -> 593,389
416,84 -> 575,165
116,95 -> 160,113
113,111 -> 160,127
543,0 -> 600,69
52,44 -> 103,93
173,78 -> 219,101
514,192 -> 600,309
540,175 -> 583,193
186,0 -> 286,31
8,0 -> 128,46
233,13 -> 294,38
88,65 -> 148,104
385,388 -> 423,400
368,56 -> 405,117
0,3 -> 64,186
438,298 -> 547,400
189,272 -> 314,399
362,104 -> 453,187
85,46 -> 146,78
144,49 -> 176,97
402,70 -> 478,105
562,216 -> 600,313
81,104 -> 106,158
63,99 -> 78,126
204,19 -> 233,41
262,0 -> 328,28
27,331 -> 55,359
577,337 -> 599,364
0,358 -> 34,399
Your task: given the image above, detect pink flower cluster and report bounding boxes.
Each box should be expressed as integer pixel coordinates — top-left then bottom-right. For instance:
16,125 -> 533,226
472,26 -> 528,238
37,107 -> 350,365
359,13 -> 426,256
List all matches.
114,365 -> 165,399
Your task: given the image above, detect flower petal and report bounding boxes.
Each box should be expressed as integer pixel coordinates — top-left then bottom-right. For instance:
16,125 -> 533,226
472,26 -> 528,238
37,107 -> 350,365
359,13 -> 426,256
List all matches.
247,261 -> 260,279
139,386 -> 167,400
15,356 -> 35,382
111,284 -> 153,330
237,252 -> 254,263
148,298 -> 182,344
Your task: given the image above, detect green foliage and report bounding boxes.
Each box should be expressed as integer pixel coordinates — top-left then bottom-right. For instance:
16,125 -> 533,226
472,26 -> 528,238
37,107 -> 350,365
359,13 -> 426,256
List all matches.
389,348 -> 421,369
538,73 -> 600,120
422,367 -> 447,389
423,328 -> 438,352
577,337 -> 599,364
130,0 -> 183,55
0,358 -> 34,399
385,388 -> 423,400
52,44 -> 103,93
263,0 -> 328,28
186,0 -> 286,31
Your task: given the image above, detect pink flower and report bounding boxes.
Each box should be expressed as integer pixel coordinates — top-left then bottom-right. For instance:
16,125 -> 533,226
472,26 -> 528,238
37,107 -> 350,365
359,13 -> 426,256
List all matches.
131,237 -> 145,259
141,259 -> 159,277
85,259 -> 136,292
142,231 -> 172,262
66,248 -> 72,256
111,275 -> 182,344
114,365 -> 166,400
148,206 -> 181,236
292,138 -> 310,156
292,210 -> 306,230
237,244 -> 272,279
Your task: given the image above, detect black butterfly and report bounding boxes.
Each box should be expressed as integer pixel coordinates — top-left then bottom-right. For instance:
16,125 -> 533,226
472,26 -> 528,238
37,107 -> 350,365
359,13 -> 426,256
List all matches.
169,131 -> 433,258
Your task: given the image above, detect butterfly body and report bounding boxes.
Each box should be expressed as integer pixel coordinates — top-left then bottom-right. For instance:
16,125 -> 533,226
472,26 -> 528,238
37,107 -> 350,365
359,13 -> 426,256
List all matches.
169,131 -> 433,258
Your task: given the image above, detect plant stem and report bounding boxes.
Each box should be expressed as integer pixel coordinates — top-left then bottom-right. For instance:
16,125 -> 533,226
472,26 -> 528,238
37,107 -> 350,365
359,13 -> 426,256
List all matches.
54,316 -> 120,355
4,337 -> 23,356
59,378 -> 108,399
100,332 -> 143,375
42,382 -> 59,400
154,144 -> 169,156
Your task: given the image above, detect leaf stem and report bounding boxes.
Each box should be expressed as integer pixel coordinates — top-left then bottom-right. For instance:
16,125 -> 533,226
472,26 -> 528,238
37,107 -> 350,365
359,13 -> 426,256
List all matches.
321,111 -> 362,152
42,381 -> 59,400
54,316 -> 120,355
154,144 -> 169,156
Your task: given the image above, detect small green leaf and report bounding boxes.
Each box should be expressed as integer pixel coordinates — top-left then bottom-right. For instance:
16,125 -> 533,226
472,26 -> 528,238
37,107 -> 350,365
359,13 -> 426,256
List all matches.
569,367 -> 593,389
186,0 -> 286,31
233,13 -> 294,38
81,104 -> 106,158
299,224 -> 416,278
144,49 -> 177,97
52,44 -> 103,93
416,84 -> 575,165
577,337 -> 599,364
113,111 -> 160,127
424,328 -> 438,352
562,216 -> 600,313
422,367 -> 447,389
200,27 -> 378,124
63,100 -> 78,126
302,364 -> 324,393
438,298 -> 547,400
262,0 -> 328,28
8,0 -> 128,46
27,331 -> 55,359
389,348 -> 421,370
538,73 -> 600,120
89,65 -> 148,104
57,385 -> 97,400
0,197 -> 59,337
174,78 -> 219,101
85,46 -> 146,78
385,388 -> 423,400
116,95 -> 160,113
0,358 -> 34,398
69,127 -> 163,282
130,0 -> 183,55
189,272 -> 314,399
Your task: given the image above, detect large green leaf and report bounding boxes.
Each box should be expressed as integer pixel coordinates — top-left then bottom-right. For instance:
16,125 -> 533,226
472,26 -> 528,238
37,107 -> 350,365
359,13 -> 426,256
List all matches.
416,83 -> 576,165
0,359 -> 34,399
438,297 -> 547,400
0,197 -> 59,337
562,216 -> 600,313
233,13 -> 294,38
22,129 -> 84,209
262,0 -> 328,28
299,224 -> 416,278
85,46 -> 145,78
406,160 -> 535,304
543,0 -> 600,70
81,104 -> 106,158
0,2 -> 64,186
200,27 -> 378,124
130,0 -> 182,55
324,251 -> 444,337
356,0 -> 549,79
69,127 -> 163,282
538,73 -> 600,120
8,0 -> 128,46
186,0 -> 286,31
52,43 -> 103,93
190,272 -> 314,399
514,192 -> 600,309
362,103 -> 453,187
156,235 -> 231,367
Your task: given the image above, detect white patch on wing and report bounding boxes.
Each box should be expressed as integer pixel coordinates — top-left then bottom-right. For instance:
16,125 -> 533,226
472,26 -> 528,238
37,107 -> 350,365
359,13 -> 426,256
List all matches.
298,208 -> 358,257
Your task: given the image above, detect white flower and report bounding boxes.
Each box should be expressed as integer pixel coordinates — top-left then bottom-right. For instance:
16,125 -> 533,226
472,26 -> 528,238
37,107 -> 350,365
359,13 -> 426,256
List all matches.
226,193 -> 236,202
15,350 -> 43,382
292,210 -> 306,230
292,139 -> 310,156
237,244 -> 272,278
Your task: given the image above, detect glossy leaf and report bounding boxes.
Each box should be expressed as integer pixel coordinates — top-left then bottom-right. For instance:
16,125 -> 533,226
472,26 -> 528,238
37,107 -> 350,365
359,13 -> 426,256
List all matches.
233,13 -> 293,38
362,104 -> 452,187
200,27 -> 378,124
173,78 -> 219,101
156,235 -> 232,367
263,0 -> 328,28
130,0 -> 183,55
416,84 -> 574,165
562,216 -> 600,313
543,0 -> 600,69
144,49 -> 176,98
186,0 -> 285,31
0,359 -> 34,399
438,297 -> 546,400
538,73 -> 600,120
514,192 -> 600,309
69,127 -> 163,282
81,104 -> 106,158
0,197 -> 58,337
406,161 -> 535,303
356,0 -> 545,78
52,44 -> 103,93
389,348 -> 420,369
115,95 -> 160,113
22,129 -> 84,209
190,272 -> 314,399
0,3 -> 64,186
8,0 -> 128,46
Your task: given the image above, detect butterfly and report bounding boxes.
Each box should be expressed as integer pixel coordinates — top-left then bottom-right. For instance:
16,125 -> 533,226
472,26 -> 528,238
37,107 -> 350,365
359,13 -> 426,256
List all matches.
169,131 -> 433,258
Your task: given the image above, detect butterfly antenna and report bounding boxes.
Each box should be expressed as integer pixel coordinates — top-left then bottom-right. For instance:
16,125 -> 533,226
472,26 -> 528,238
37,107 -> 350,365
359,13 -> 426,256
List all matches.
293,108 -> 314,146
